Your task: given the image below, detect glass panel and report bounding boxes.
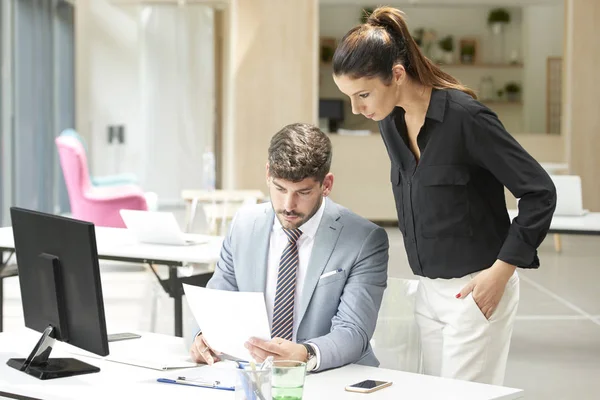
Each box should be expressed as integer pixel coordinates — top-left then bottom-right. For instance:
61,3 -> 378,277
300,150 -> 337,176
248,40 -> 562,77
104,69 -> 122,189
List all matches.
138,4 -> 216,204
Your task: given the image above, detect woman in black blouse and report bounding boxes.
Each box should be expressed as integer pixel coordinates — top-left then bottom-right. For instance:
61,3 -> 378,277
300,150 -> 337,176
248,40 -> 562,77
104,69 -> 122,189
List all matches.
332,6 -> 556,385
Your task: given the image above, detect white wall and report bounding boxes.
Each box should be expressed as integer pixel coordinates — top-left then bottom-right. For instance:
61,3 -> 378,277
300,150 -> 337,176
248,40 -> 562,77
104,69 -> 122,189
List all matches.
523,3 -> 564,133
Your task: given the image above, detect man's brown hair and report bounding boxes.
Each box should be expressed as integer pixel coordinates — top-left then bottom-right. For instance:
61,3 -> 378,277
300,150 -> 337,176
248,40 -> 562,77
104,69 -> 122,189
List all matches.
268,123 -> 332,183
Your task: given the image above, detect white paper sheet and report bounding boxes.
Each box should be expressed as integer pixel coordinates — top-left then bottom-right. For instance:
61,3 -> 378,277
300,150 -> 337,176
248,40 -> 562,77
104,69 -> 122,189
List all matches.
67,333 -> 197,370
183,284 -> 271,361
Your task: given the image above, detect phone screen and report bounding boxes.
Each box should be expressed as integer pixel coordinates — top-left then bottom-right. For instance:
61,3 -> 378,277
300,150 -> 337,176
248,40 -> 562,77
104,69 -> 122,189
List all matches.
350,380 -> 388,389
107,332 -> 142,342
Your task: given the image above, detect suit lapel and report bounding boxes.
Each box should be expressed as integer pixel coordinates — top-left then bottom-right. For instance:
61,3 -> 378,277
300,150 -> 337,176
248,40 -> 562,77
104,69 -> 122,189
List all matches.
250,206 -> 274,293
297,201 -> 342,325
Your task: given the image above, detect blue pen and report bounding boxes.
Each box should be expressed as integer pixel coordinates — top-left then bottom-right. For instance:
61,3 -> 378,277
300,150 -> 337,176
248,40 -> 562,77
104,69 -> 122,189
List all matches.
157,377 -> 235,391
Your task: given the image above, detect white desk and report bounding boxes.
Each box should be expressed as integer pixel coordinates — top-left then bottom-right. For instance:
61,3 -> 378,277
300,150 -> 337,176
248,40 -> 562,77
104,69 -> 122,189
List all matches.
0,329 -> 523,400
508,210 -> 600,235
508,210 -> 600,252
0,227 -> 224,336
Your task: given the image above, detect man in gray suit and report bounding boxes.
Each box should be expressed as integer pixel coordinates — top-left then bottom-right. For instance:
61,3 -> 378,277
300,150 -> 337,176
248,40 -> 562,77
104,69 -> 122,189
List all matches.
190,123 -> 388,372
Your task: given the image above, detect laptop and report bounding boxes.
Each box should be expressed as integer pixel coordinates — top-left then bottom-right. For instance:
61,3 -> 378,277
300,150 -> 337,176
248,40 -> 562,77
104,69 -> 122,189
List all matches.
119,210 -> 208,246
551,175 -> 588,216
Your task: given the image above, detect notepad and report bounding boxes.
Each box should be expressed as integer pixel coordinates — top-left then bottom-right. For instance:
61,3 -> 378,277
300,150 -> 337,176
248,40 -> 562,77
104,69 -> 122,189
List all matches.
183,284 -> 271,361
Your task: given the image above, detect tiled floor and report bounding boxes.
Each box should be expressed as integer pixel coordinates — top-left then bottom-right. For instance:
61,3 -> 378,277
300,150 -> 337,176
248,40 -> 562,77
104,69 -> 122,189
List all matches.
1,224 -> 599,399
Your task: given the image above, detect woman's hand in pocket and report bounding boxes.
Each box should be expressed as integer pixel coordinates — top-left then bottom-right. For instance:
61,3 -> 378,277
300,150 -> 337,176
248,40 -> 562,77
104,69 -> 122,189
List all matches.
456,260 -> 516,319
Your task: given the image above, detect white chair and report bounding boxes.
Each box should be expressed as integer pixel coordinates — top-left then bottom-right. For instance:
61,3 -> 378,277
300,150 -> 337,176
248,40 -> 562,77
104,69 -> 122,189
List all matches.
550,175 -> 585,252
371,278 -> 422,373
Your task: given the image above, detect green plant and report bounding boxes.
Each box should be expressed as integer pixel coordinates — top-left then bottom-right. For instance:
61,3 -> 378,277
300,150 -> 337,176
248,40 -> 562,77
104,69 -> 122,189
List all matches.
438,36 -> 454,52
360,7 -> 374,24
505,82 -> 521,93
488,8 -> 511,24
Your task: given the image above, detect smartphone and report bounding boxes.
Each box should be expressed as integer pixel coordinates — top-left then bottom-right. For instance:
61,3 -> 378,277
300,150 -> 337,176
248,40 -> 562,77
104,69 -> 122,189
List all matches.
107,332 -> 142,342
345,379 -> 393,393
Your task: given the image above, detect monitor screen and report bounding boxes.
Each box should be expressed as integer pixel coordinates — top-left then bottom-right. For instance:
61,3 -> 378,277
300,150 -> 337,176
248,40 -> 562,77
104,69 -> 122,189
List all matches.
319,98 -> 345,121
10,207 -> 109,357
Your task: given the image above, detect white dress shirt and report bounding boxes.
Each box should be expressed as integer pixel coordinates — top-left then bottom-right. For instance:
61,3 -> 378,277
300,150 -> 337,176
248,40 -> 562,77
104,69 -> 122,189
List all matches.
265,198 -> 326,342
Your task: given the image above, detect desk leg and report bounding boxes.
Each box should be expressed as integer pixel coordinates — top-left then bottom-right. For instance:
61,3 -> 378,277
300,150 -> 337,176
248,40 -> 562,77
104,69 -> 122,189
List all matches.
169,267 -> 183,337
0,251 -> 5,332
553,234 -> 562,253
0,276 -> 3,332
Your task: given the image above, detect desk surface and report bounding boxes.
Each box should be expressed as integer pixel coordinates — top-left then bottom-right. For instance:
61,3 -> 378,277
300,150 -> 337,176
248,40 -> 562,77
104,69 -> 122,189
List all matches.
0,226 -> 223,266
0,329 -> 523,400
508,210 -> 600,235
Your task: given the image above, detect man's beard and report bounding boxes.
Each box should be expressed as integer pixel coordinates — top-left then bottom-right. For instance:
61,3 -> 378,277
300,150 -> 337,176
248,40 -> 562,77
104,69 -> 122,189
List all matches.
275,197 -> 322,229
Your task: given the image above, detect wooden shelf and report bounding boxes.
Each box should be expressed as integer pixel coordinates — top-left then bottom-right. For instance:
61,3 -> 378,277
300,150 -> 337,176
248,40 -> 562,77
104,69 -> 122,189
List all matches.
483,100 -> 523,105
439,63 -> 523,68
322,62 -> 523,69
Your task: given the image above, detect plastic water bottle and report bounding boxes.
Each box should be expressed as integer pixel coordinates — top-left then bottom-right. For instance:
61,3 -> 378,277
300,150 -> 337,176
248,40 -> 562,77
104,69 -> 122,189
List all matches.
202,147 -> 216,191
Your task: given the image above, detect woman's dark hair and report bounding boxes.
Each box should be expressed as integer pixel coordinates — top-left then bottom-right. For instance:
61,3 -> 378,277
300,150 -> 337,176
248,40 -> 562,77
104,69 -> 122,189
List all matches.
332,6 -> 476,98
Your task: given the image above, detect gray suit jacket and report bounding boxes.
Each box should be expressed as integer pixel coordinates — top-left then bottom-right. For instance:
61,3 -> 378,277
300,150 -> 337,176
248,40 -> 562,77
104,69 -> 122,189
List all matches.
202,198 -> 388,371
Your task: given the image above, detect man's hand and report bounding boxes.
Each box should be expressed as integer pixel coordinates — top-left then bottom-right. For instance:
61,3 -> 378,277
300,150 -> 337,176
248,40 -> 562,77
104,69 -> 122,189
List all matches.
456,260 -> 516,320
190,334 -> 221,365
244,337 -> 308,363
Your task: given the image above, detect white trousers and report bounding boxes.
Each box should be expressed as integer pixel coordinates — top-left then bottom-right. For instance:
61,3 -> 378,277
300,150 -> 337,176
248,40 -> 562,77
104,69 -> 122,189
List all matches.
415,271 -> 520,385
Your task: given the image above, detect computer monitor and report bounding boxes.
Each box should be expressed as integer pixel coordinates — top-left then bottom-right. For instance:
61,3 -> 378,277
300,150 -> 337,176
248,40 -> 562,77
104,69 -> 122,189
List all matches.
7,207 -> 109,380
319,98 -> 345,133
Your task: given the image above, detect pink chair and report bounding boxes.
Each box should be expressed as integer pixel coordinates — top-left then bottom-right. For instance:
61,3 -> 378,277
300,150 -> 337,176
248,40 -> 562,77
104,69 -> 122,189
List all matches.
56,135 -> 148,228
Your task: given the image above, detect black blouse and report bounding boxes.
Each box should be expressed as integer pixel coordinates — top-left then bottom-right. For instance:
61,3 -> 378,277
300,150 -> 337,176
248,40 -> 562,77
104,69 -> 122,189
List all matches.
378,88 -> 556,279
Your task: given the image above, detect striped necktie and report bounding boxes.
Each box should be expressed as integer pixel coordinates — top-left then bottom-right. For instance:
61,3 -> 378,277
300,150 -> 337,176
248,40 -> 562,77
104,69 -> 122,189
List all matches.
271,228 -> 303,341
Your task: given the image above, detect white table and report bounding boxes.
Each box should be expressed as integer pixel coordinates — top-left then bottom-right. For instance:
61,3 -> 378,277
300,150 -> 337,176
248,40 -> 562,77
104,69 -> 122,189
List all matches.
0,329 -> 524,400
508,209 -> 600,236
0,227 -> 224,336
508,210 -> 600,252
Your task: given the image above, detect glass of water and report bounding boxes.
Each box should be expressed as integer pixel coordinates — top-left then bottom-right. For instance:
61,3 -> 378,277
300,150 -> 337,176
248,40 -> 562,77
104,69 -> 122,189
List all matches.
235,364 -> 271,400
271,360 -> 307,400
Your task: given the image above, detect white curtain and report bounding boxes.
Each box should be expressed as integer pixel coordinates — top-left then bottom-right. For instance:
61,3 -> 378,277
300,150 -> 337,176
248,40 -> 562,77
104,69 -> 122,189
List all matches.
139,5 -> 215,205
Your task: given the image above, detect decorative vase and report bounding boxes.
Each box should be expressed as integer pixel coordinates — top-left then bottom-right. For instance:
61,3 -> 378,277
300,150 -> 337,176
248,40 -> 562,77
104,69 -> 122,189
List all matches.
490,22 -> 505,64
442,51 -> 454,64
479,76 -> 495,101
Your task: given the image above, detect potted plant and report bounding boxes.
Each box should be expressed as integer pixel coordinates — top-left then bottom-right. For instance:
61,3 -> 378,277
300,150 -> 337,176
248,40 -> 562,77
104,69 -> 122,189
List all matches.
505,82 -> 521,102
438,36 -> 454,64
488,8 -> 510,34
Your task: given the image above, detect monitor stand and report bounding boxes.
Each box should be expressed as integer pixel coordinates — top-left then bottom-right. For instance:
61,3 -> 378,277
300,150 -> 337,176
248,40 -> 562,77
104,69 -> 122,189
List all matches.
328,119 -> 340,133
7,325 -> 100,380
